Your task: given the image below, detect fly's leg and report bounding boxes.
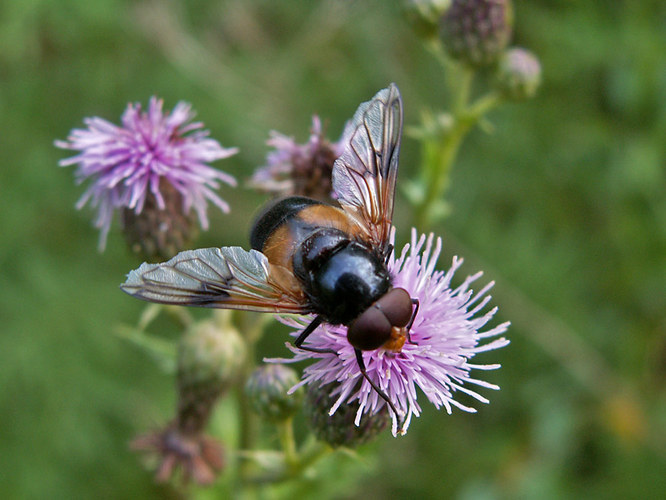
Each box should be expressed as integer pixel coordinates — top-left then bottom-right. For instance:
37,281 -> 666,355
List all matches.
405,298 -> 419,345
293,315 -> 336,355
355,348 -> 405,434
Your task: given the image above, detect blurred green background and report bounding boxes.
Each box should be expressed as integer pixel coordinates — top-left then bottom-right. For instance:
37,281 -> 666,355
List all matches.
2,1 -> 665,498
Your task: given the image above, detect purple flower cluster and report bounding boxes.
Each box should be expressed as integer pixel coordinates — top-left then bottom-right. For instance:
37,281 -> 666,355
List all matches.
60,89 -> 511,440
275,229 -> 510,436
56,97 -> 238,250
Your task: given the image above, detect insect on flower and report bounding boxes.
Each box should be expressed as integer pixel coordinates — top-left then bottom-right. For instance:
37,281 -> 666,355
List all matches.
121,85 -> 416,431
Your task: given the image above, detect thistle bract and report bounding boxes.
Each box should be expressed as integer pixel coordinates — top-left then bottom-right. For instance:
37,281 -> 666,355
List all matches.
245,364 -> 303,422
305,382 -> 390,448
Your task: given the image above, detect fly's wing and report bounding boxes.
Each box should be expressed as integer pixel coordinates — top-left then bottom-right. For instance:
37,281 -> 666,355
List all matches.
120,247 -> 309,313
332,84 -> 403,258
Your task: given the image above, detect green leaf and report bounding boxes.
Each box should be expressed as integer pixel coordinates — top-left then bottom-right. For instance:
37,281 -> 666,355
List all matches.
114,325 -> 177,374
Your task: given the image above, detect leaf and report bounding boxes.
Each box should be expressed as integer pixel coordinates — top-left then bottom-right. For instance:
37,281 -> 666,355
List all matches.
114,324 -> 177,374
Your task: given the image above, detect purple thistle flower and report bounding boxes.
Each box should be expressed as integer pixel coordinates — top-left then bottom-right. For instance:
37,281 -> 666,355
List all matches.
55,97 -> 238,250
250,116 -> 346,200
273,229 -> 510,436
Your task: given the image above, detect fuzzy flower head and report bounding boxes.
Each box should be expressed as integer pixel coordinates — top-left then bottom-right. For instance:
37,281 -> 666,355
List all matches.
276,230 -> 510,436
55,97 -> 238,250
250,116 -> 346,201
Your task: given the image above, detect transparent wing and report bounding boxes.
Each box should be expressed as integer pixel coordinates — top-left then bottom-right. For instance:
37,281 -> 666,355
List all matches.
120,246 -> 309,313
332,84 -> 403,257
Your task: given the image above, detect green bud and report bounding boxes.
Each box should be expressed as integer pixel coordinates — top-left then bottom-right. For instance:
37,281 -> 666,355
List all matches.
304,383 -> 389,448
404,0 -> 451,41
440,0 -> 513,68
245,364 -> 303,422
177,314 -> 246,434
495,47 -> 542,100
122,179 -> 199,262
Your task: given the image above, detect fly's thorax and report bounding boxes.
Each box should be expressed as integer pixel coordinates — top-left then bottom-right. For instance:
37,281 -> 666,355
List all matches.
250,196 -> 363,273
302,240 -> 391,325
292,227 -> 349,282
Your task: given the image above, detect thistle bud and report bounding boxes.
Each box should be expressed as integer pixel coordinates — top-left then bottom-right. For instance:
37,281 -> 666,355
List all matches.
404,0 -> 451,41
495,47 -> 542,100
177,314 -> 246,435
304,383 -> 389,448
440,0 -> 513,68
122,179 -> 199,262
131,313 -> 245,485
245,364 -> 303,422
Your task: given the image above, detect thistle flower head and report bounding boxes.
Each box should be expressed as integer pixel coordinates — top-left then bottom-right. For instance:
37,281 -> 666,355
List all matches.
245,364 -> 303,422
131,426 -> 224,485
274,229 -> 510,436
440,0 -> 513,68
250,116 -> 345,201
495,47 -> 542,101
305,382 -> 390,448
55,97 -> 238,251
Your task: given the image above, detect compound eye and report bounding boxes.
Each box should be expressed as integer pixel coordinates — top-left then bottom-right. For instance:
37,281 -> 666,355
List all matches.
347,307 -> 392,351
376,288 -> 412,327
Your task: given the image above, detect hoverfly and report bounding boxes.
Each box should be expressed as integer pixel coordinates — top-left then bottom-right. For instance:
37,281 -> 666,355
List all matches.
121,84 -> 417,429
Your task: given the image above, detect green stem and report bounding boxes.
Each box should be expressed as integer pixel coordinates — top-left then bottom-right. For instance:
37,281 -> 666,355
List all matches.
238,364 -> 256,470
453,66 -> 474,114
245,440 -> 331,485
467,91 -> 502,120
237,311 -> 262,482
423,38 -> 451,71
414,127 -> 463,231
414,90 -> 502,231
277,417 -> 298,468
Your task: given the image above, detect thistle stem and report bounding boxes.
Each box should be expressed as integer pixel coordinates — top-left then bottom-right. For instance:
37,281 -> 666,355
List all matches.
414,88 -> 502,231
244,440 -> 330,485
237,311 -> 266,482
414,123 -> 463,231
453,66 -> 473,114
277,417 -> 298,468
